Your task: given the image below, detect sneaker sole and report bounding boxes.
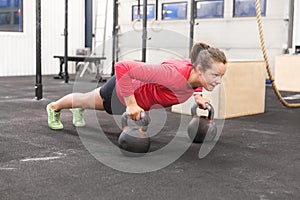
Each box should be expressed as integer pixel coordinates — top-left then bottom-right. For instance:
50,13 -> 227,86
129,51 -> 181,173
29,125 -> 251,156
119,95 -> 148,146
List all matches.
73,123 -> 86,128
49,126 -> 64,130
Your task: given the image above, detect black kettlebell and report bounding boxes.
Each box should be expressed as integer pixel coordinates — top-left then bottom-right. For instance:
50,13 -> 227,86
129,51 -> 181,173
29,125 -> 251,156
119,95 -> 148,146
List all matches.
187,103 -> 217,143
118,112 -> 151,156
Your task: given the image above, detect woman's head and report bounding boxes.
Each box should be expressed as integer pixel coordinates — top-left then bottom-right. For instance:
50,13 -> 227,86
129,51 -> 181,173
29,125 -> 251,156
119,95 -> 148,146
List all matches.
189,43 -> 227,91
190,42 -> 227,71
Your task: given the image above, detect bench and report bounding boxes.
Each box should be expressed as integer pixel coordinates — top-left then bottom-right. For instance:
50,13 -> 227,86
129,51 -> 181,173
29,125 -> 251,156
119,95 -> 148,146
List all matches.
53,55 -> 106,83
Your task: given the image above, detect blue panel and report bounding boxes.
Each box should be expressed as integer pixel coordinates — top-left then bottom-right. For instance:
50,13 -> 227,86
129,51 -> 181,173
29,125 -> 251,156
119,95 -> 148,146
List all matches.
0,0 -> 10,7
162,2 -> 187,20
196,0 -> 224,18
0,0 -> 23,31
234,0 -> 266,17
0,12 -> 10,25
14,0 -> 20,7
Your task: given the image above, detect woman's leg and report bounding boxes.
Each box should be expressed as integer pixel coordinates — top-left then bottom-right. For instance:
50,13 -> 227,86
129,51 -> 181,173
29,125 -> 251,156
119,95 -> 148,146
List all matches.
50,87 -> 105,111
47,75 -> 123,129
47,87 -> 105,130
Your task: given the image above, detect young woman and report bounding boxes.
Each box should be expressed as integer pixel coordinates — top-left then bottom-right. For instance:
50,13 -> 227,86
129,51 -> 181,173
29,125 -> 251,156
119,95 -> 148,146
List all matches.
47,42 -> 227,130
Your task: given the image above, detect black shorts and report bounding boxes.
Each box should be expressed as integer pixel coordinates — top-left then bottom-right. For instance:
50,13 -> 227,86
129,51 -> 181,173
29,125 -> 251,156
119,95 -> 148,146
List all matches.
99,75 -> 126,115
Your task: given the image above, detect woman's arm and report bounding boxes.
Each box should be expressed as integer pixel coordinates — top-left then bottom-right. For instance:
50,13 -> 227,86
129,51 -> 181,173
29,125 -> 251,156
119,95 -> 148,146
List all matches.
194,93 -> 210,110
123,94 -> 144,121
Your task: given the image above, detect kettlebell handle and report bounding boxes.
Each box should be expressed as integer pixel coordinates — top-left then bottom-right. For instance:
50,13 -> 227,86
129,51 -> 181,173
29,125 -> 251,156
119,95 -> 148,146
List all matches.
121,112 -> 150,132
191,103 -> 214,120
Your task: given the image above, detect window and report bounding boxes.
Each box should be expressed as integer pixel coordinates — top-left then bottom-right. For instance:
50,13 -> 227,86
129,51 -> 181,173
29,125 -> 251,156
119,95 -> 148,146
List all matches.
162,2 -> 187,20
196,0 -> 224,19
0,0 -> 23,32
132,4 -> 155,21
233,0 -> 266,17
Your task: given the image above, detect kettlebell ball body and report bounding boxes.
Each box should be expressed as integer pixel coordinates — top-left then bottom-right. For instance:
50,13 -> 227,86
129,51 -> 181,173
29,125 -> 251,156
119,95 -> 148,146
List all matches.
118,128 -> 151,155
118,112 -> 151,156
188,116 -> 217,143
187,103 -> 218,143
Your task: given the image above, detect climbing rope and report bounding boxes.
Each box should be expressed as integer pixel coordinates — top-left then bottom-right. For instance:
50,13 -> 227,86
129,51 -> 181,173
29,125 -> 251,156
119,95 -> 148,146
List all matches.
255,0 -> 300,108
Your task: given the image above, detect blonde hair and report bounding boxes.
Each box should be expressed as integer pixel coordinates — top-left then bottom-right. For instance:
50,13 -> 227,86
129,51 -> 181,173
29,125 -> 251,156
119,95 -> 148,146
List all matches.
190,42 -> 227,72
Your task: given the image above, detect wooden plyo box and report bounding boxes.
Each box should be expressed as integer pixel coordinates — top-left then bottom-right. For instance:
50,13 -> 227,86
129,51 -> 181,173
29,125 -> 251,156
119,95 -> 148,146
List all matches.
275,55 -> 300,92
171,60 -> 266,119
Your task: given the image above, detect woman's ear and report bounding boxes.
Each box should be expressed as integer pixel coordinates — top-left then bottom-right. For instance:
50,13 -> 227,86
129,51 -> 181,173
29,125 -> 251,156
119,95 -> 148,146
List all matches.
196,65 -> 203,73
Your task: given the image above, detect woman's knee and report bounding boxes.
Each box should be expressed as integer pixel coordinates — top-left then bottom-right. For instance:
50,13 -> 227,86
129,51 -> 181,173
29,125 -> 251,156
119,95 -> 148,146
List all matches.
82,88 -> 104,110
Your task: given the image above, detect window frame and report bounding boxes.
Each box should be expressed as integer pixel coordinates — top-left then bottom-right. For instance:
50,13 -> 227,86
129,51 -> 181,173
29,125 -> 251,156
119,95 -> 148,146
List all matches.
0,0 -> 23,32
195,0 -> 224,19
161,1 -> 188,21
233,0 -> 267,18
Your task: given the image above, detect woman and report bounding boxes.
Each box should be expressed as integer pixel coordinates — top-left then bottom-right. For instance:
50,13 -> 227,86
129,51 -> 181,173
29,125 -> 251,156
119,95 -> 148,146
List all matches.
47,42 -> 227,130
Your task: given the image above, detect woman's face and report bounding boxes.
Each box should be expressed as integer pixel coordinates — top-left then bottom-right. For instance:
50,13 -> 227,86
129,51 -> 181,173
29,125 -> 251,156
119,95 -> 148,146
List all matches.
197,62 -> 227,91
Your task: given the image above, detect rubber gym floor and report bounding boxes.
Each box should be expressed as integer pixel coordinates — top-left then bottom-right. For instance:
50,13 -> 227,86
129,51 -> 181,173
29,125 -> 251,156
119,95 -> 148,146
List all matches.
0,75 -> 299,200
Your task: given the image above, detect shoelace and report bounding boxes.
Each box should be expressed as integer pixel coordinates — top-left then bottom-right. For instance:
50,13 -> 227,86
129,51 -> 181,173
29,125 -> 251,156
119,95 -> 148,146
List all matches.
53,111 -> 61,122
73,109 -> 83,121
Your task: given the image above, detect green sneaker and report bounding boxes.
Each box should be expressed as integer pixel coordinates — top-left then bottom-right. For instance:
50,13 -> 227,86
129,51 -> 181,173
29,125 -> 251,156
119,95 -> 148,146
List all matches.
46,103 -> 63,130
70,108 -> 86,127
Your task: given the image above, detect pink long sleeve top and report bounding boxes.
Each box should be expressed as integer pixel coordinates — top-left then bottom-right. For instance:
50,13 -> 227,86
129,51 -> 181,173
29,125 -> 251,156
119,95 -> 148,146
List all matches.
115,59 -> 203,111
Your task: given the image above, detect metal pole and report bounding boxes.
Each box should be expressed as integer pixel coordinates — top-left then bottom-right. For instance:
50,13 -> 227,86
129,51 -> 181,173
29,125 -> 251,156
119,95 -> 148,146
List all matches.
35,0 -> 43,100
85,0 -> 93,48
189,0 -> 195,53
287,0 -> 294,50
112,0 -> 119,76
64,0 -> 69,83
102,0 -> 109,57
155,0 -> 158,20
142,0 -> 147,62
93,0 -> 98,55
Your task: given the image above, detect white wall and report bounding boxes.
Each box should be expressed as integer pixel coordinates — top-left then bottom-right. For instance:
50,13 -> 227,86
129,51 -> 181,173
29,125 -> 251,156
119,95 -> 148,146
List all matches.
93,0 -> 114,74
194,0 -> 290,71
93,0 -> 113,52
0,0 -> 85,76
1,0 -> 299,77
42,0 -> 85,75
116,0 -> 293,75
0,0 -> 35,76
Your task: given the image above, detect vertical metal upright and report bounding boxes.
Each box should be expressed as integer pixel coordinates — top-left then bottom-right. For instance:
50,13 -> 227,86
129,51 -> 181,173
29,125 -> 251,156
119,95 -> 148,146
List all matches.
102,0 -> 109,57
287,0 -> 294,51
142,0 -> 147,62
112,0 -> 119,75
85,0 -> 93,49
189,0 -> 196,53
35,0 -> 43,100
64,0 -> 69,83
